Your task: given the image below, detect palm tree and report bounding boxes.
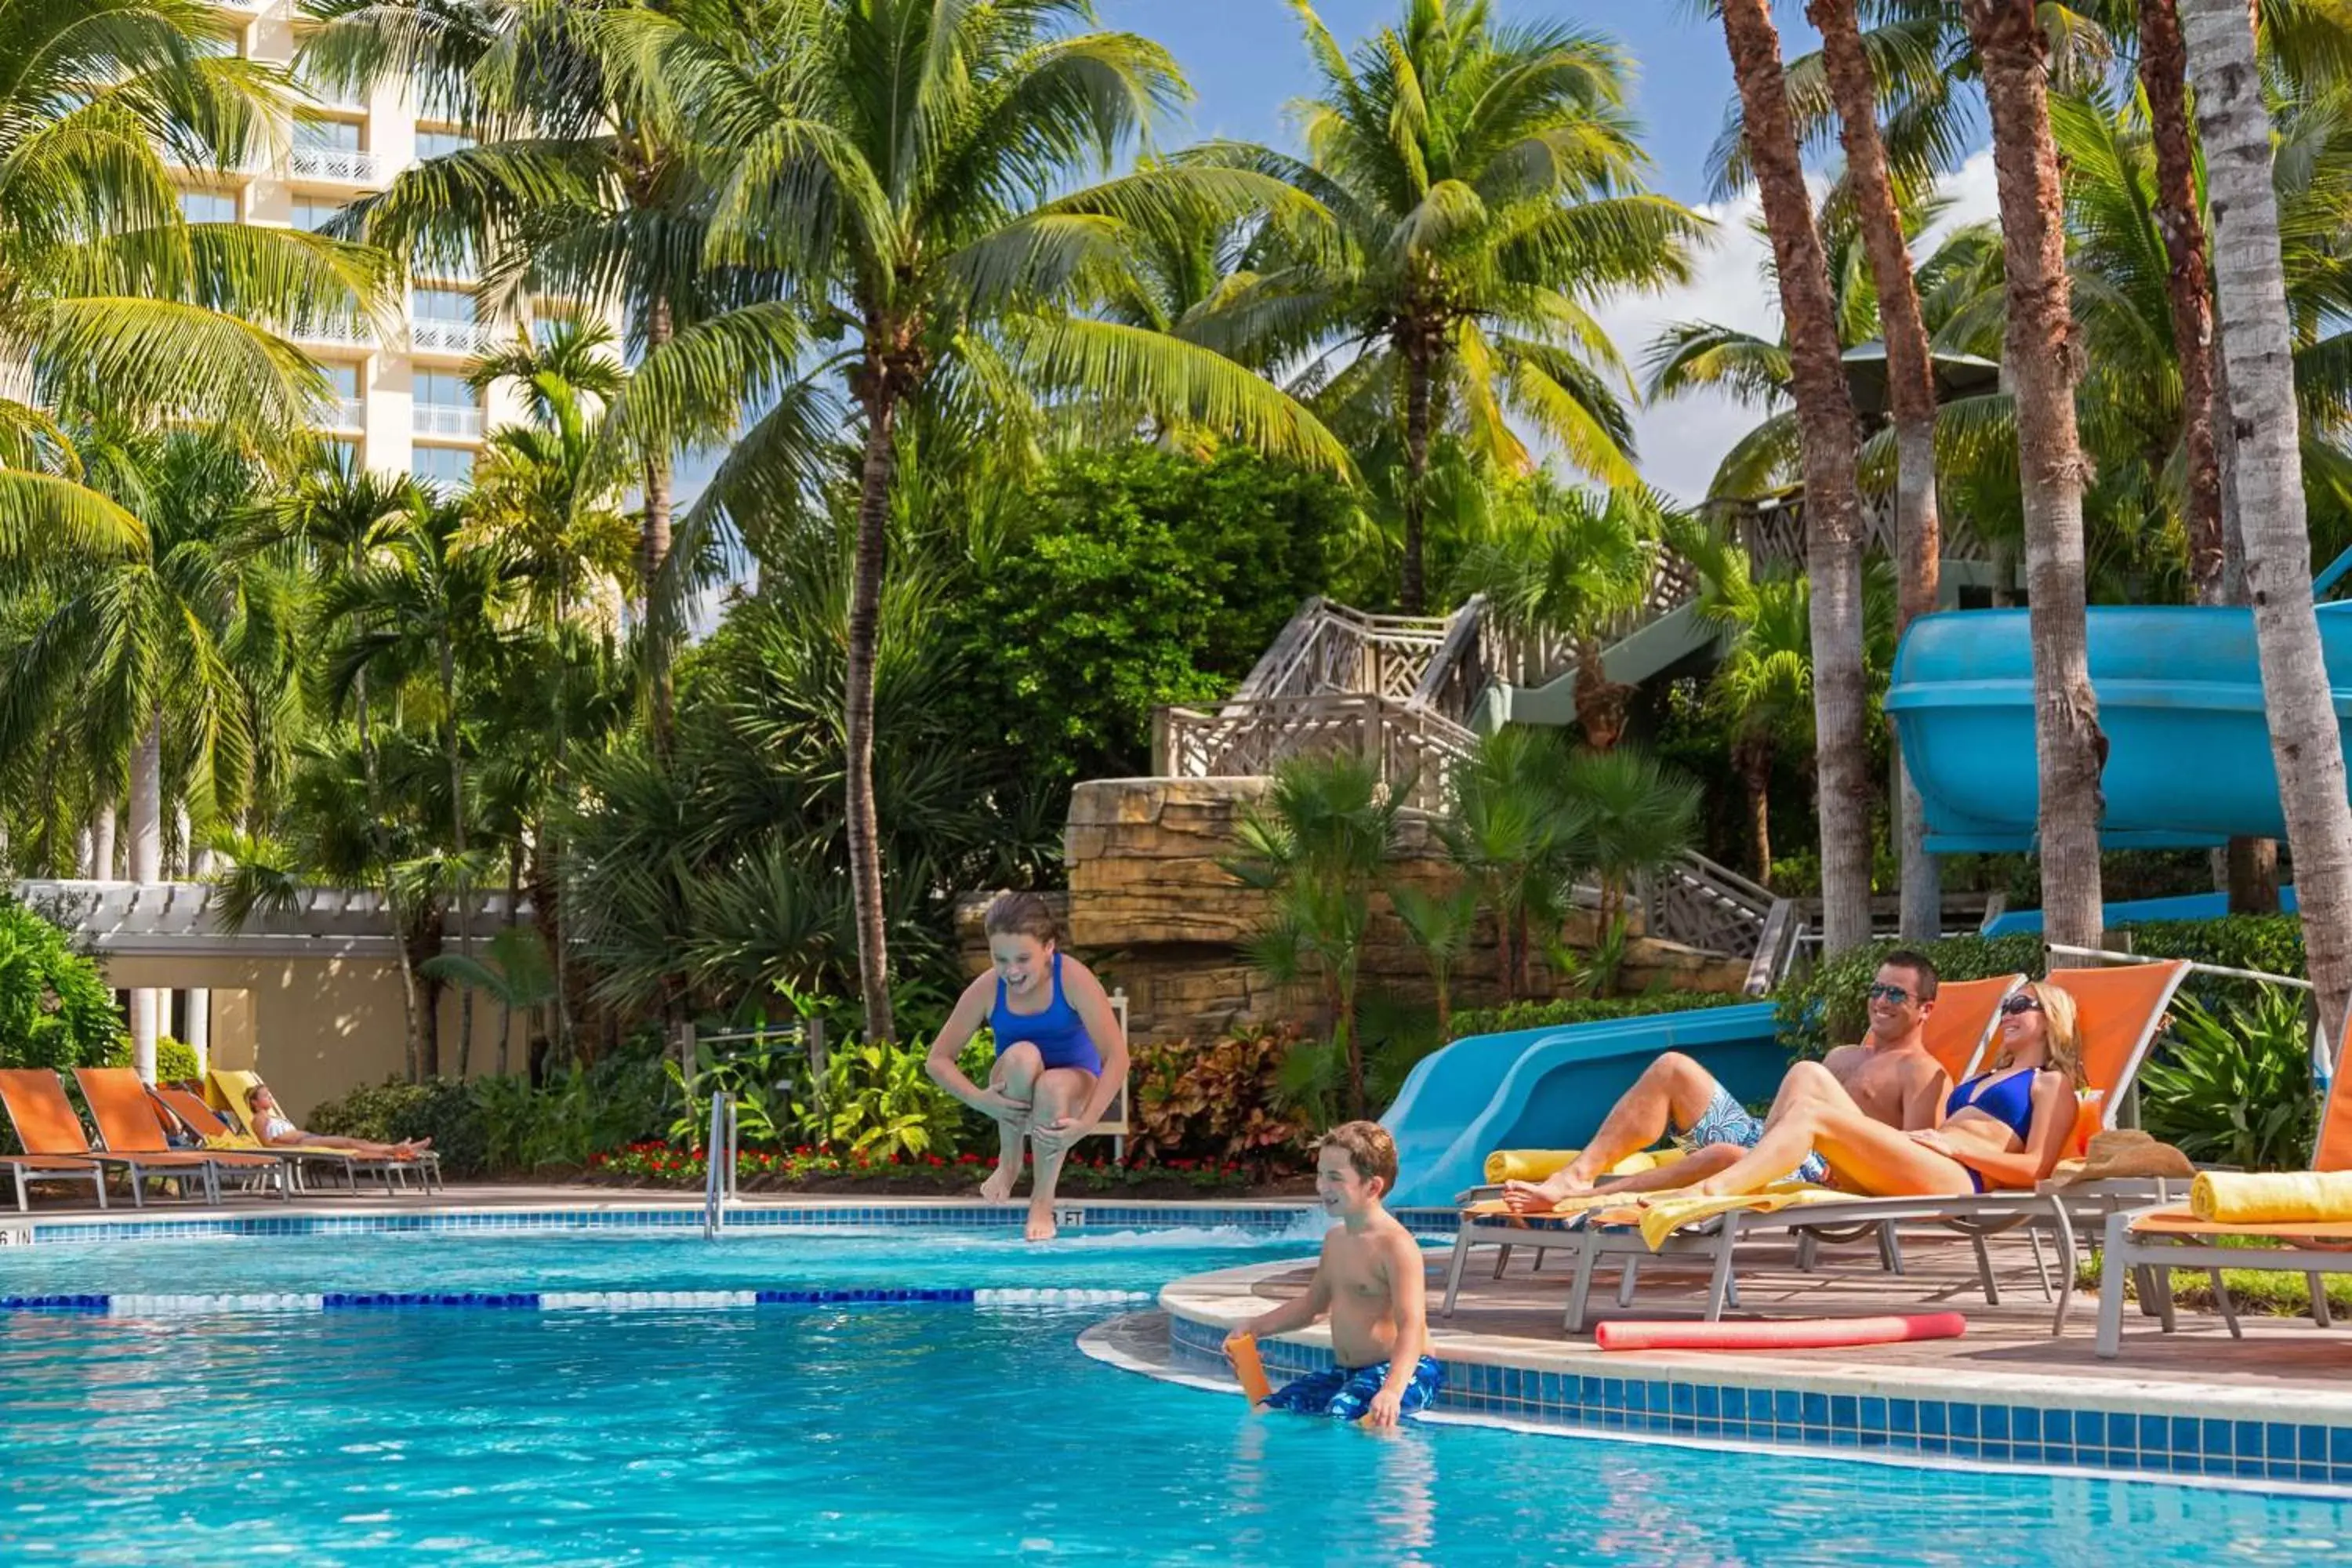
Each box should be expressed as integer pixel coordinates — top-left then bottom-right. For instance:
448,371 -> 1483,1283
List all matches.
1450,479 -> 1662,750
1388,877 -> 1481,1038
1559,746 -> 1701,989
644,0 -> 1349,1042
2183,0 -> 2352,1045
0,0 -> 387,560
1188,0 -> 1706,612
1439,726 -> 1577,1003
1715,0 -> 1876,956
323,496 -> 507,1076
1224,753 -> 1403,1119
0,427 -> 293,1076
1962,0 -> 2107,949
299,0 -> 733,749
1807,0 -> 1945,944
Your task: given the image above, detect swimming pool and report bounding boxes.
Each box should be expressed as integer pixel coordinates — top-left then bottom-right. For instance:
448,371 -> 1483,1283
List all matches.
0,1225 -> 2345,1564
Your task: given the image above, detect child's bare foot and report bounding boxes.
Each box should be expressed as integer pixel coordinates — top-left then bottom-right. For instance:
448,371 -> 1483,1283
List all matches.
979,1163 -> 1018,1203
1025,1203 -> 1057,1242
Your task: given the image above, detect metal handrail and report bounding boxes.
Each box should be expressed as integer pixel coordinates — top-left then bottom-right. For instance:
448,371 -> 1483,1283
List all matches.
702,1091 -> 729,1239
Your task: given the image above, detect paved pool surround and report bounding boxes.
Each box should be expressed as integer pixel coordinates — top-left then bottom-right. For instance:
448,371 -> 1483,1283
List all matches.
1157,1254 -> 2352,1495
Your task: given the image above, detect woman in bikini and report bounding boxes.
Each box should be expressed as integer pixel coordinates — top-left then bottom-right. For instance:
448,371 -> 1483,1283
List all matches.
248,1086 -> 430,1160
926,892 -> 1129,1242
1686,979 -> 2083,1199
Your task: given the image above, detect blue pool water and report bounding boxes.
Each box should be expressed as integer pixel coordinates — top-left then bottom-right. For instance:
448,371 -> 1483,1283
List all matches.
0,1227 -> 2343,1565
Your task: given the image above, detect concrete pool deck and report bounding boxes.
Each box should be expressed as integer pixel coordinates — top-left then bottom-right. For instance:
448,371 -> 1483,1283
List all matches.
1148,1229 -> 2352,1493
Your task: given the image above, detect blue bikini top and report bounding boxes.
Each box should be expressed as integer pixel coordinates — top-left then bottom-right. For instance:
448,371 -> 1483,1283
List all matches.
1946,1066 -> 2038,1143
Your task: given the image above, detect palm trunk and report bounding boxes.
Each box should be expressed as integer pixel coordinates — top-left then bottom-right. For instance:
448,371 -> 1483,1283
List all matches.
1400,336 -> 1434,615
640,292 -> 677,753
90,800 -> 116,880
1811,0 -> 1944,943
1736,732 -> 1775,886
845,381 -> 898,1044
2184,0 -> 2352,1040
440,634 -> 473,1080
126,710 -> 164,1080
1720,0 -> 1875,956
2140,0 -> 2226,603
499,847 -> 521,1077
354,676 -> 423,1083
1965,0 -> 2106,951
2148,5 -> 2283,909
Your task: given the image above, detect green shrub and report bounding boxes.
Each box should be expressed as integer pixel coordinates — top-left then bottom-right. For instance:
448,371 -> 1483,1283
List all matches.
1451,990 -> 1751,1041
1129,1027 -> 1316,1178
0,894 -> 125,1069
1773,916 -> 2312,1059
476,1055 -> 670,1172
2139,991 -> 2318,1171
789,1039 -> 982,1160
307,1079 -> 489,1178
100,1035 -> 201,1084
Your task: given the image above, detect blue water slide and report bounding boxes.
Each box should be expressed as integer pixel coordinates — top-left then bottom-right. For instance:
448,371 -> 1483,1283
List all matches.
1885,602 -> 2352,853
1381,1004 -> 1787,1210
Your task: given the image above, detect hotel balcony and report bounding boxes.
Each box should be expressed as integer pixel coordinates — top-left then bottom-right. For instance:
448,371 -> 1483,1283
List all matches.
412,402 -> 483,440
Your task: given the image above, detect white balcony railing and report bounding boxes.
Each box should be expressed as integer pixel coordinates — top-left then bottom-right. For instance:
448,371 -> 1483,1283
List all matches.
412,402 -> 482,439
409,318 -> 490,356
325,396 -> 365,430
294,315 -> 376,349
289,145 -> 383,185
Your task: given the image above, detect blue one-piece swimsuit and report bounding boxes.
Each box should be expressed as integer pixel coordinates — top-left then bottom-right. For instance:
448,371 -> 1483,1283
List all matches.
989,952 -> 1102,1074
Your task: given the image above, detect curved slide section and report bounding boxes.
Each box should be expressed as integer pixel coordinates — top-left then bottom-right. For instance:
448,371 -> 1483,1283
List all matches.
1381,1004 -> 1786,1210
1886,602 -> 2352,852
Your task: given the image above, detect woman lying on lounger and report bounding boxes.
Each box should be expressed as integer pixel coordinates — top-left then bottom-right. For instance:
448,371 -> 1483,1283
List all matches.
249,1087 -> 430,1160
1683,980 -> 2083,1200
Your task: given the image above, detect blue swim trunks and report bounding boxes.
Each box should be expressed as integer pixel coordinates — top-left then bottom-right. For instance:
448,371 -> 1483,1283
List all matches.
1263,1356 -> 1443,1421
1676,1085 -> 1831,1185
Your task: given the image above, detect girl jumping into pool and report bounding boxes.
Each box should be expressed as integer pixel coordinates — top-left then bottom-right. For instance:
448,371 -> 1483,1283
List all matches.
926,892 -> 1129,1241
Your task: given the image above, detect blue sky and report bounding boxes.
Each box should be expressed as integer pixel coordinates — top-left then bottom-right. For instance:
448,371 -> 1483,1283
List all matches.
1094,2 -> 1824,205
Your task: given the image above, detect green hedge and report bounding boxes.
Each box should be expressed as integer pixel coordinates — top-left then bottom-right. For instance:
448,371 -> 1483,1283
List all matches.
0,895 -> 125,1069
1450,990 -> 1751,1040
307,1079 -> 489,1178
1773,916 -> 2309,1058
100,1035 -> 201,1084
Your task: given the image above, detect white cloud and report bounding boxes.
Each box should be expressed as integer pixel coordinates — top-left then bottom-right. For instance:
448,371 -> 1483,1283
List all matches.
1592,150 -> 2002,504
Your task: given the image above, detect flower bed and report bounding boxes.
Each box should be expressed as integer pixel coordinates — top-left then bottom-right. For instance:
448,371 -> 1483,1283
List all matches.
585,1142 -> 1270,1196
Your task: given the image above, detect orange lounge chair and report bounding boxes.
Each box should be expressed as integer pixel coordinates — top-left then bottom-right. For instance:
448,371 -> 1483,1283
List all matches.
1439,972 -> 2028,1316
2096,996 -> 2352,1356
74,1070 -> 292,1202
1549,960 -> 2194,1335
0,1069 -> 220,1207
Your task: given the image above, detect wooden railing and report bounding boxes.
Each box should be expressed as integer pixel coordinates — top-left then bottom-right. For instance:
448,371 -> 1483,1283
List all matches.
1725,492 -> 1990,571
1154,693 -> 1475,813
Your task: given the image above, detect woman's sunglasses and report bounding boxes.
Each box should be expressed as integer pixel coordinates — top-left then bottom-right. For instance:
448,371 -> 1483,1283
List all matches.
2001,993 -> 2045,1017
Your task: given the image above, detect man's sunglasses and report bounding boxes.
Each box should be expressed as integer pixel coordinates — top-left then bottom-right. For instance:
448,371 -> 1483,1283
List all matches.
2000,993 -> 2045,1017
1866,982 -> 1915,1005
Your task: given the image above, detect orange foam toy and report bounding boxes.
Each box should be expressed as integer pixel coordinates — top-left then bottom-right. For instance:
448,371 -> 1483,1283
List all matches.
1226,1332 -> 1274,1403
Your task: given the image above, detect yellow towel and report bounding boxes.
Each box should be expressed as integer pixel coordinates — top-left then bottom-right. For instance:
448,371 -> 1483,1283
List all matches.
1483,1146 -> 1686,1185
1616,1184 -> 1850,1251
2189,1171 -> 2352,1224
203,1132 -> 269,1153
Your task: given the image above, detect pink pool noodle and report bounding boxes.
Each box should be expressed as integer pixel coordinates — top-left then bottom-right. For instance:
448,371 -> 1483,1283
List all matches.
1594,1313 -> 1967,1352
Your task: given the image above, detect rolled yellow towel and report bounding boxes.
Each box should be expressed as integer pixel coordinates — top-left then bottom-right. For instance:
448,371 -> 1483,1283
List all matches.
1483,1147 -> 1686,1185
2190,1171 -> 2352,1224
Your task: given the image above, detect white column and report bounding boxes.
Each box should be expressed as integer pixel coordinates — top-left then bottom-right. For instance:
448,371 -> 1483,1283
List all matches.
187,990 -> 210,1077
128,714 -> 163,1081
129,989 -> 158,1084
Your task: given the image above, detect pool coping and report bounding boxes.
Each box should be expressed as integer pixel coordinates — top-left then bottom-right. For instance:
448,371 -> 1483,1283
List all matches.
1159,1256 -> 2352,1495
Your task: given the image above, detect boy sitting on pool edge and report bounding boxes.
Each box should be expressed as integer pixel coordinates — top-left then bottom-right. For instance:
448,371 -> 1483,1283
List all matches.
1224,1122 -> 1441,1427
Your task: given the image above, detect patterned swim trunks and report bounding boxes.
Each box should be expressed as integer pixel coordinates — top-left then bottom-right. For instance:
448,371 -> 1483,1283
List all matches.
1675,1084 -> 1831,1185
1263,1356 -> 1444,1421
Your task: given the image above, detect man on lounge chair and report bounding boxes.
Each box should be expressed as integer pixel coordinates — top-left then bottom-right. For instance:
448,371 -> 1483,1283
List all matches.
1502,952 -> 1952,1213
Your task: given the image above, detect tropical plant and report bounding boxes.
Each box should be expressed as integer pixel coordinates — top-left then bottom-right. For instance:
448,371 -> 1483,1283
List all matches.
1450,480 -> 1663,749
1127,1027 -> 1316,1176
1558,746 -> 1701,975
1187,0 -> 1704,612
792,1041 -> 971,1161
0,894 -> 127,1069
420,925 -> 556,1077
1388,878 -> 1483,1039
1439,726 -> 1577,1001
1224,753 -> 1404,1118
2140,991 -> 2319,1171
1715,0 -> 1876,956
